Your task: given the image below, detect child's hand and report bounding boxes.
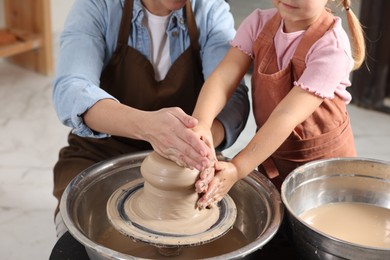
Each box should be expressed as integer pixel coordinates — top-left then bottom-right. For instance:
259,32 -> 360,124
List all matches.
197,161 -> 239,209
191,124 -> 216,169
195,161 -> 215,193
192,123 -> 218,194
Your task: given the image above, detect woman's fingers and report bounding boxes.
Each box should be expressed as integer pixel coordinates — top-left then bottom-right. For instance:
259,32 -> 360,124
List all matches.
146,108 -> 212,170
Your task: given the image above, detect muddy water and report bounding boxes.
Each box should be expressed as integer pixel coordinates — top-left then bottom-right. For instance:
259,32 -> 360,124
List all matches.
300,202 -> 390,248
96,225 -> 249,259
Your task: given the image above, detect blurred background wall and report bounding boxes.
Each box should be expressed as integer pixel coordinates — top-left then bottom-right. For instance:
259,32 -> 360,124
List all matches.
1,0 -> 388,113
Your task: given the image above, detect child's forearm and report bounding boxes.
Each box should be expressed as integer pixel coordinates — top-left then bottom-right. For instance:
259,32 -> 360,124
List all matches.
192,76 -> 230,128
193,48 -> 251,129
232,111 -> 295,180
232,86 -> 324,179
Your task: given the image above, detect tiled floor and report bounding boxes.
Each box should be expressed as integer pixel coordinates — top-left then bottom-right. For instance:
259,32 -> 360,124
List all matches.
0,1 -> 388,259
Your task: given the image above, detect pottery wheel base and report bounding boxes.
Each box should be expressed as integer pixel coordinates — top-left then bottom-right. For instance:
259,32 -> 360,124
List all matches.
107,179 -> 237,248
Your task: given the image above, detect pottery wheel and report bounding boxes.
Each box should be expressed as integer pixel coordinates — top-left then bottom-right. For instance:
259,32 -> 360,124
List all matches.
107,151 -> 237,248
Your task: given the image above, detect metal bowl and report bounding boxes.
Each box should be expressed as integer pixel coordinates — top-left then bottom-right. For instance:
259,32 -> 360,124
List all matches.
281,157 -> 390,260
60,151 -> 283,259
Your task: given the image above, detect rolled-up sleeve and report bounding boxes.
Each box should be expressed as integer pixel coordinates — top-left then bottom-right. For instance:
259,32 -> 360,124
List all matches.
216,80 -> 250,150
52,0 -> 117,138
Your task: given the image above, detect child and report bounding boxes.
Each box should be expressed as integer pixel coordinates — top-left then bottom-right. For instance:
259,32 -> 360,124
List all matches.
193,0 -> 365,208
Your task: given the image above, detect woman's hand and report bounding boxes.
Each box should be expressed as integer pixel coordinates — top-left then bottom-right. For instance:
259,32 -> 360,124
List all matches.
83,99 -> 213,170
197,161 -> 240,209
143,107 -> 215,171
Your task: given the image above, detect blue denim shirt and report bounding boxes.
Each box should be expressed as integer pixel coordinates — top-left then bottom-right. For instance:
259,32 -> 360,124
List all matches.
53,0 -> 249,148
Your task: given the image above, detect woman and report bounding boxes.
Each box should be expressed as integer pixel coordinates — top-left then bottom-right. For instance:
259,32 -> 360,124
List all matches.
51,0 -> 249,243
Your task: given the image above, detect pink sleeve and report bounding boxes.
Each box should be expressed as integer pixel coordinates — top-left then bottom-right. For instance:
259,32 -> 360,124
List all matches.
230,9 -> 277,58
295,22 -> 354,103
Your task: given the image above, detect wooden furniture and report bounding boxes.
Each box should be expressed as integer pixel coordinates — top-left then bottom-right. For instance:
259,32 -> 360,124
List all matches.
0,0 -> 53,75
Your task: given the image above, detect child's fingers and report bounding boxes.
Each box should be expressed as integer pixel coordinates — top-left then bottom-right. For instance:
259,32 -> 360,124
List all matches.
197,179 -> 219,209
214,160 -> 224,171
195,163 -> 215,193
195,179 -> 207,193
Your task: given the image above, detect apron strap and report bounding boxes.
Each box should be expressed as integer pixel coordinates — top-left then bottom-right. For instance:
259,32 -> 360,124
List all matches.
292,10 -> 335,77
260,12 -> 281,44
117,0 -> 134,47
253,12 -> 281,63
184,0 -> 203,71
185,0 -> 200,52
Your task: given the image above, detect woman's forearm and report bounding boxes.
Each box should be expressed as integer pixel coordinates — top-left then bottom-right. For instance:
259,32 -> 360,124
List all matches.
83,98 -> 145,139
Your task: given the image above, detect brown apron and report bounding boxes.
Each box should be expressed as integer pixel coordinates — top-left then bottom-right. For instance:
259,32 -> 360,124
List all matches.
252,10 -> 356,191
53,0 -> 204,214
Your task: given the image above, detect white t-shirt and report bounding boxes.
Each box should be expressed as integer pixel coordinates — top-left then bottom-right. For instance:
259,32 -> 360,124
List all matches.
144,9 -> 171,81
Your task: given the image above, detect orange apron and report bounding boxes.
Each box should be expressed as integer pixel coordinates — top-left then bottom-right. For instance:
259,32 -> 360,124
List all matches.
252,10 -> 356,191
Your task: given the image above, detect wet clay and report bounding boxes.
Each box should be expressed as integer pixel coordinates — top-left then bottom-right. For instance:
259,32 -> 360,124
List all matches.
115,151 -> 219,235
300,202 -> 390,248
